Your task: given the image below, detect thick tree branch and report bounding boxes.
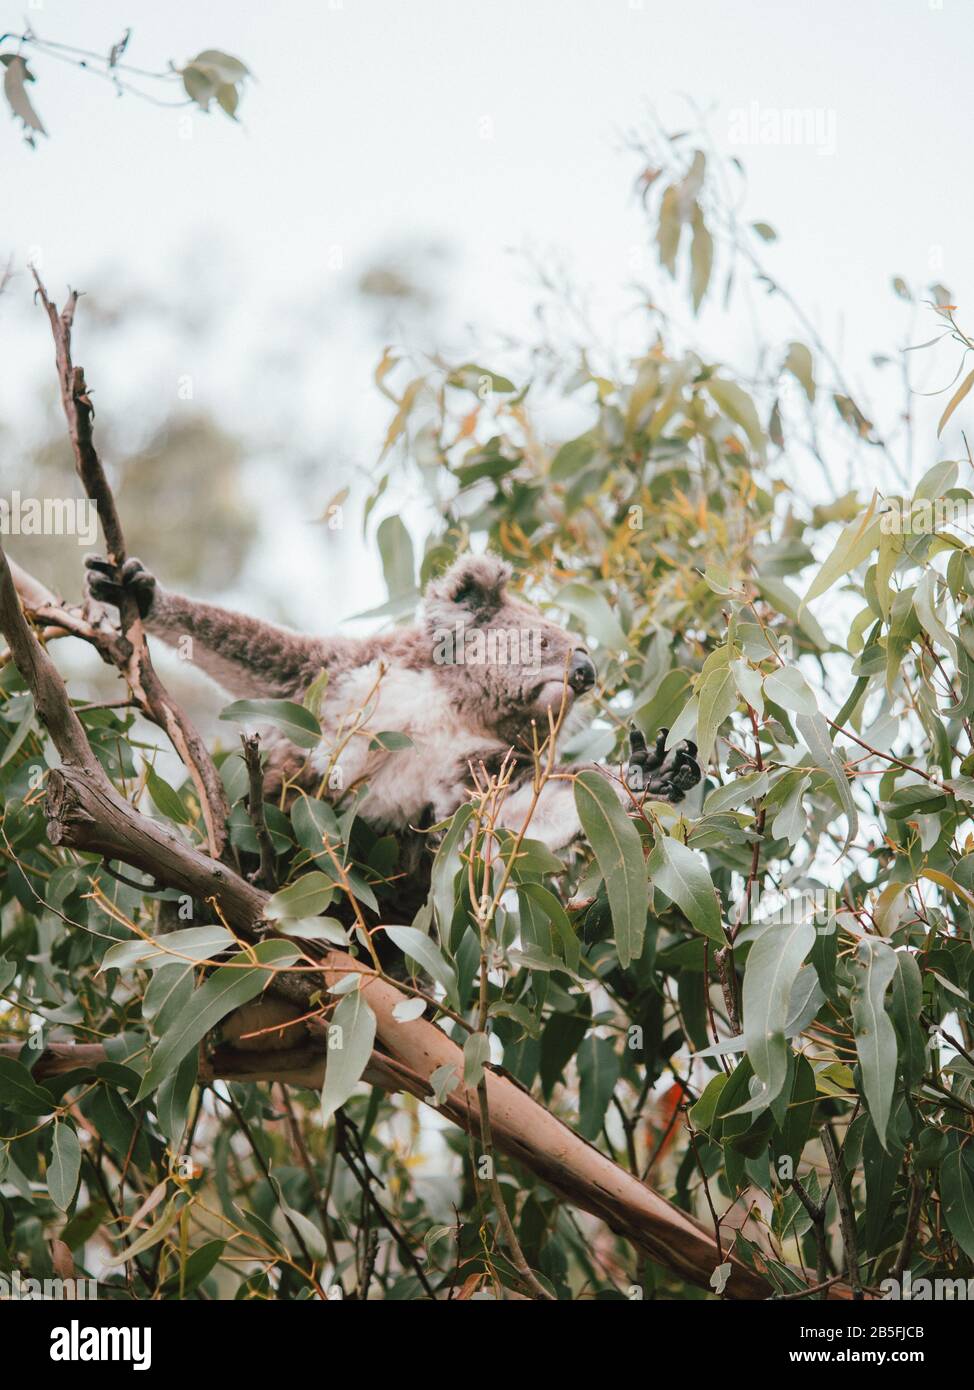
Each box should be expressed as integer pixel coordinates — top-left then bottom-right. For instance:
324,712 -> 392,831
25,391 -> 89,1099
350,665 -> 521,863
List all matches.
30,271 -> 230,858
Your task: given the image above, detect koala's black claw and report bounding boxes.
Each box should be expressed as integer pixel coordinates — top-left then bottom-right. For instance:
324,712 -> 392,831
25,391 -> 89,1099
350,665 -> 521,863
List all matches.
84,554 -> 156,618
627,723 -> 668,775
628,729 -> 702,803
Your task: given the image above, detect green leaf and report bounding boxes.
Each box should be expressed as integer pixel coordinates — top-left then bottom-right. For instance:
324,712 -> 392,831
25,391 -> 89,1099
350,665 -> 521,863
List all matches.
631,669 -> 694,739
368,730 -> 414,752
742,920 -> 815,1106
647,834 -> 725,946
730,659 -> 764,718
101,926 -> 234,974
555,581 -> 627,651
382,925 -> 458,1008
696,645 -> 737,764
770,772 -> 810,846
704,378 -> 766,461
550,433 -> 597,481
754,574 -> 830,651
447,363 -> 516,394
764,666 -> 818,717
941,1144 -> 974,1259
160,1239 -> 225,1298
795,712 -> 858,854
803,501 -> 881,605
291,794 -> 341,857
690,209 -> 714,313
191,49 -> 250,82
783,342 -> 815,401
690,1074 -> 728,1134
574,771 -> 648,967
518,880 -> 579,971
0,696 -> 35,768
863,1118 -> 903,1254
377,514 -> 416,601
145,763 -> 191,824
48,1123 -> 81,1211
577,1035 -> 621,1139
303,668 -> 330,717
105,1198 -> 180,1266
703,769 -> 769,816
220,699 -> 321,750
849,937 -> 898,1149
278,917 -> 348,946
393,998 -> 427,1023
321,990 -> 377,1124
463,1031 -> 491,1088
138,940 -> 299,1098
265,872 -> 336,920
888,950 -> 925,1086
156,1054 -> 198,1147
0,1058 -> 54,1115
430,804 -> 473,940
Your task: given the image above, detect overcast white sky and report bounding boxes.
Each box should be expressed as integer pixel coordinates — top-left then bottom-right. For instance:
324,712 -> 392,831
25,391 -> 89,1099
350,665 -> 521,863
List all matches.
2,0 -> 972,624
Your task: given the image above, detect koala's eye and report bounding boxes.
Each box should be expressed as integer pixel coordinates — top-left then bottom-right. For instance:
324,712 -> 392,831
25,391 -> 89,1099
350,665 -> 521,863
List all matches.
539,636 -> 550,651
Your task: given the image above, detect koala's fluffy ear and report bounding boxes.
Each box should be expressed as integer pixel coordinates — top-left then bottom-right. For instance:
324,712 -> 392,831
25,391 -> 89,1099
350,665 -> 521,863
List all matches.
425,554 -> 512,625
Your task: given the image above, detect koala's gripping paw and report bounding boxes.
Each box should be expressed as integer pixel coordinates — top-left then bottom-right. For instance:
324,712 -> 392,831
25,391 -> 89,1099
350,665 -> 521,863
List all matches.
627,724 -> 701,803
84,555 -> 157,619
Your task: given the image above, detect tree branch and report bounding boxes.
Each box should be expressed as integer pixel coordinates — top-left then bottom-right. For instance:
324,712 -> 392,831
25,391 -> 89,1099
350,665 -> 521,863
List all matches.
240,733 -> 276,886
30,271 -> 230,858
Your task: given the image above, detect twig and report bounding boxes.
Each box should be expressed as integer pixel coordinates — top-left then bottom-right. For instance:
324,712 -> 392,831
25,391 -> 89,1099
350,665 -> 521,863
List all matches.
790,1175 -> 831,1295
30,270 -> 230,858
821,1124 -> 862,1300
334,1111 -> 436,1298
890,1174 -> 924,1281
240,734 -> 276,886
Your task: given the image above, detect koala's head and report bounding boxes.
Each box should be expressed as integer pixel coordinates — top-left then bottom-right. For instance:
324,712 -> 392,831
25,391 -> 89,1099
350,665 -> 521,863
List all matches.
423,554 -> 595,738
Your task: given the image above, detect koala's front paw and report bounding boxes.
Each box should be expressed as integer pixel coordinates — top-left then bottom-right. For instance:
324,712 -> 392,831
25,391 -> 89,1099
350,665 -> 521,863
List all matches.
627,724 -> 701,804
84,554 -> 157,619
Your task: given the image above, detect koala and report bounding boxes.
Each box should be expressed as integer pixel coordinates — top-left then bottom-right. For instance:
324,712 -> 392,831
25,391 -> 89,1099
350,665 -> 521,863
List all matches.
84,552 -> 700,853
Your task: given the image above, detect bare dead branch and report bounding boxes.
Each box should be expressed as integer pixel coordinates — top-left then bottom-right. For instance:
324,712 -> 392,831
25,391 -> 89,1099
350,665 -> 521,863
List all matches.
29,271 -> 230,858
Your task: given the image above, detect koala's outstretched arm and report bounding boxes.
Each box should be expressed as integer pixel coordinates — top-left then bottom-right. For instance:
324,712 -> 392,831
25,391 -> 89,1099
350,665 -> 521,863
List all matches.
85,557 -> 328,699
494,730 -> 701,852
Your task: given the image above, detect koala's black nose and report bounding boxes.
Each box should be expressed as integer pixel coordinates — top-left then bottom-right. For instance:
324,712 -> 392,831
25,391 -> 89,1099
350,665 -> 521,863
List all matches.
568,649 -> 596,692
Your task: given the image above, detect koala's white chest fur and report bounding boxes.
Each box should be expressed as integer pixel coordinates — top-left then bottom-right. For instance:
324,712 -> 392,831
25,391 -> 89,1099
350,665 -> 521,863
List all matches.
310,660 -> 505,828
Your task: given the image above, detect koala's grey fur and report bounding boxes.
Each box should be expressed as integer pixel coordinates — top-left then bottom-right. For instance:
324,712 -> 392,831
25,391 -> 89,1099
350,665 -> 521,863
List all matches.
85,552 -> 697,851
